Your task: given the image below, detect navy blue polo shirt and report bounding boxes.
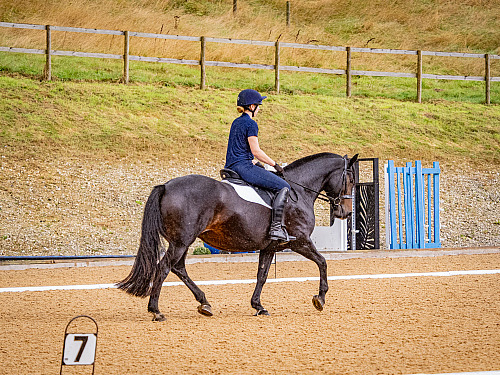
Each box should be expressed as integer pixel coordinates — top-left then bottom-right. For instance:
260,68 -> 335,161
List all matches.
225,113 -> 259,168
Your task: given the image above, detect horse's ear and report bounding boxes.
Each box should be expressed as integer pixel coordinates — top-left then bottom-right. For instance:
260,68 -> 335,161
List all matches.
348,153 -> 359,169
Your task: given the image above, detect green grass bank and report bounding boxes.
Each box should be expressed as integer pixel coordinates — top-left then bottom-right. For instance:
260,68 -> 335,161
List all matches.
1,74 -> 499,167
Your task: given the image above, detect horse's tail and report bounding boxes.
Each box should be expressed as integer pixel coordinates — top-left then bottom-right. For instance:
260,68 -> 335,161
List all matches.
117,184 -> 167,297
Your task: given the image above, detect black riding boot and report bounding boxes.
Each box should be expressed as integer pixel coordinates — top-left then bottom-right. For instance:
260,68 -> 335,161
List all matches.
269,187 -> 296,242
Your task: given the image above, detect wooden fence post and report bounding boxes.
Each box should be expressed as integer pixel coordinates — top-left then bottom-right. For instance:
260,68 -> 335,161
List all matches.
275,41 -> 280,93
44,25 -> 52,81
485,54 -> 490,105
200,36 -> 206,89
286,1 -> 291,27
417,50 -> 422,103
123,31 -> 129,84
346,46 -> 351,98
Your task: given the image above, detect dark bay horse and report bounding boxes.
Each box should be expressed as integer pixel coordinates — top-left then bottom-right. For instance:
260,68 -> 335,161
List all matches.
117,152 -> 358,321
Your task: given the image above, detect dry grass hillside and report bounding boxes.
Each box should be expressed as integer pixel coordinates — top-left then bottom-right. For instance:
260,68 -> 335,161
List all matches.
1,0 -> 499,75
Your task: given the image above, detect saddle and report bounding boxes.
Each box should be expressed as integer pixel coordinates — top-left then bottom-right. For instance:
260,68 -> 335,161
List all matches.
220,168 -> 276,208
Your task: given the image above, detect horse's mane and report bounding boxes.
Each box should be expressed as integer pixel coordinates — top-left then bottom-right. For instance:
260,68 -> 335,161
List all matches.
285,152 -> 342,170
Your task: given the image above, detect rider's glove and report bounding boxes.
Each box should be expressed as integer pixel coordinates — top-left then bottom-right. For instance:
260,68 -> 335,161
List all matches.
274,163 -> 284,177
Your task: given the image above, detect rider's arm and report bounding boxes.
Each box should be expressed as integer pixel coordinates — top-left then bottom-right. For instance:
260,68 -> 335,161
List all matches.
248,136 -> 275,167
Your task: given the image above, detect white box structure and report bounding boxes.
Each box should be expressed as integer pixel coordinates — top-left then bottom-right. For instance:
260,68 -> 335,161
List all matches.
310,219 -> 348,251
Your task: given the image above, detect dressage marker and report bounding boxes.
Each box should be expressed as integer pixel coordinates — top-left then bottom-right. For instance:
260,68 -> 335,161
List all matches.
60,315 -> 98,375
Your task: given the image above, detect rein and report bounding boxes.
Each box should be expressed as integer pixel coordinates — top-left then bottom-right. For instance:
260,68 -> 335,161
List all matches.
284,156 -> 354,206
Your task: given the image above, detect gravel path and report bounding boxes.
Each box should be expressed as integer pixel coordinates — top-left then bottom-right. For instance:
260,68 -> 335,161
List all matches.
0,155 -> 498,256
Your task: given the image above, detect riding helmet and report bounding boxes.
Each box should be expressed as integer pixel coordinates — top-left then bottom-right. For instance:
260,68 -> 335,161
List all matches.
237,89 -> 267,107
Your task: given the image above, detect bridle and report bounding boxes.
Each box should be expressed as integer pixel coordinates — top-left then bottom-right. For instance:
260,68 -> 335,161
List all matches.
285,156 -> 355,207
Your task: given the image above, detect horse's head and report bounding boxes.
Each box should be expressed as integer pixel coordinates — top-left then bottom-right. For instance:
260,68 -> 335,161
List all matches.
326,154 -> 358,221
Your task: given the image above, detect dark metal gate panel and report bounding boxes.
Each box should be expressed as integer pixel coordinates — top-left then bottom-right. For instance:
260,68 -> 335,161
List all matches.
347,158 -> 380,250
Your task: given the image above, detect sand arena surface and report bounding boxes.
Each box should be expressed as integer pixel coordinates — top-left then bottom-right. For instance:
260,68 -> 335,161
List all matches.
0,251 -> 499,375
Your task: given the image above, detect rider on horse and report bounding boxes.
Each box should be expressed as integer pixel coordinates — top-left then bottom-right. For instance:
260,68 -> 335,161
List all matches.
225,89 -> 296,243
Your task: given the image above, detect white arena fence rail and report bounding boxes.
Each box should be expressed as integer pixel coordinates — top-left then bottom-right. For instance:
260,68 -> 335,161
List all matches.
2,269 -> 500,293
0,22 -> 499,103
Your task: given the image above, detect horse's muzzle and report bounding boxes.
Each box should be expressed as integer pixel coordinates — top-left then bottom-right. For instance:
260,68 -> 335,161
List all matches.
332,203 -> 352,220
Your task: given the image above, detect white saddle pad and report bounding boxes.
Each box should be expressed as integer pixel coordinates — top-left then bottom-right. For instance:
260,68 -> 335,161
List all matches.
222,180 -> 272,209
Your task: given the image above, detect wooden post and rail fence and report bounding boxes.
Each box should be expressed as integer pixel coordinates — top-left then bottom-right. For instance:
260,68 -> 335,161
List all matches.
1,22 -> 498,104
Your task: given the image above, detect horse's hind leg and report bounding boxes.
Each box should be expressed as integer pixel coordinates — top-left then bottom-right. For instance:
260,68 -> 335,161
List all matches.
147,243 -> 190,321
171,254 -> 212,316
147,254 -> 171,321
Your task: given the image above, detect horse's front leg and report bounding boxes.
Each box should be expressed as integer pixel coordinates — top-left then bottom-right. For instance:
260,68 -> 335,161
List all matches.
290,239 -> 328,311
251,249 -> 275,316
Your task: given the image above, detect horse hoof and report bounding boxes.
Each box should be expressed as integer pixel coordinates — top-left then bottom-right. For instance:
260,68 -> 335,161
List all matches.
312,295 -> 324,311
198,304 -> 213,316
152,313 -> 167,322
254,309 -> 270,316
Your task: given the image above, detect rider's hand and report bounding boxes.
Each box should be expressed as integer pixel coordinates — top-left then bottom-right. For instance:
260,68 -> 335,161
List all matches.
274,163 -> 284,177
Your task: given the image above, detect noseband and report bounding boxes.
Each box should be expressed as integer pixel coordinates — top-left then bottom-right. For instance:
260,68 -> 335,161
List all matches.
285,156 -> 355,207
